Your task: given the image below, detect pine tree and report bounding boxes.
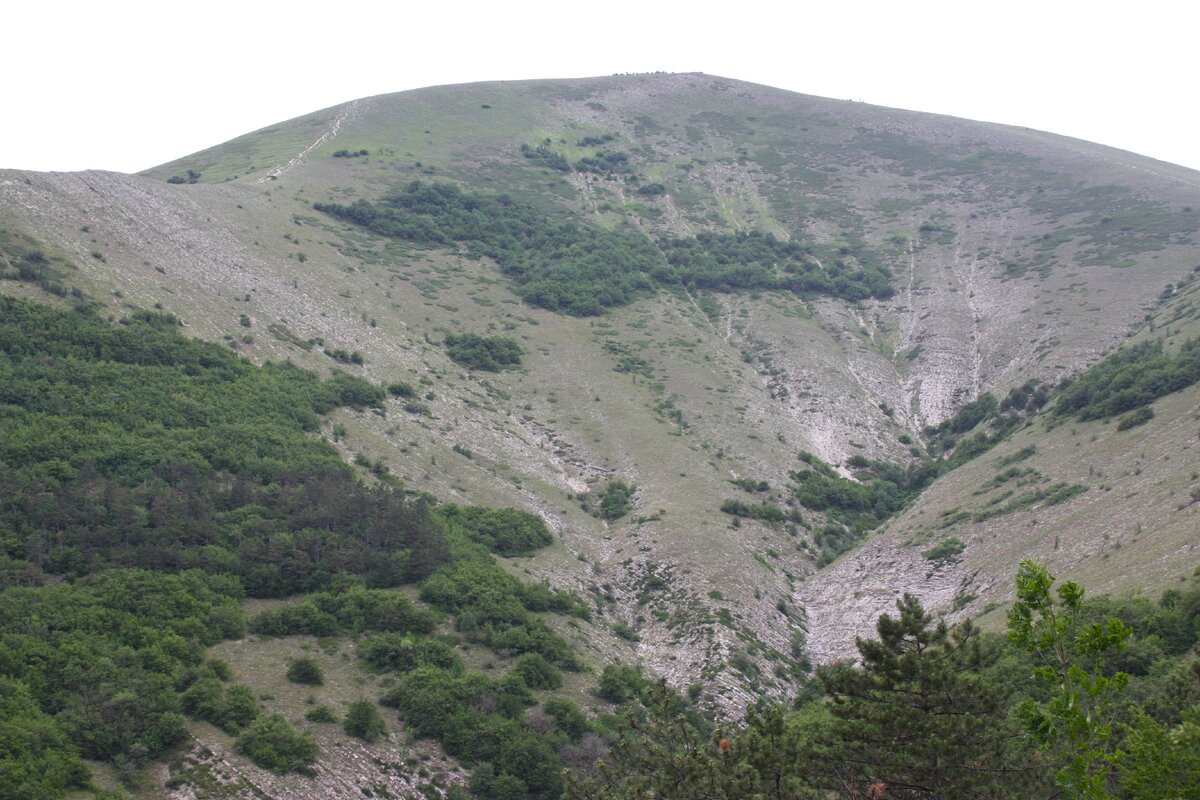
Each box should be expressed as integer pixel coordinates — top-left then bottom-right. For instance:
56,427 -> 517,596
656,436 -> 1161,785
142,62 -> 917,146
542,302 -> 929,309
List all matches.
811,594 -> 1044,799
563,682 -> 723,799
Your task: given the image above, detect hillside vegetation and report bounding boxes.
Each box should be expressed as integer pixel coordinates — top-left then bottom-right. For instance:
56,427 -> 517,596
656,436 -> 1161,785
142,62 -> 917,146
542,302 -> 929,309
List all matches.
315,181 -> 890,315
0,294 -> 609,799
2,72 -> 1200,797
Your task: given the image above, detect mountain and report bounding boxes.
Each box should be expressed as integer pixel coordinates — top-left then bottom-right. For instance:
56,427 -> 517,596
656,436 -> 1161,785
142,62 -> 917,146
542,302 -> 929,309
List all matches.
3,73 -> 1200,783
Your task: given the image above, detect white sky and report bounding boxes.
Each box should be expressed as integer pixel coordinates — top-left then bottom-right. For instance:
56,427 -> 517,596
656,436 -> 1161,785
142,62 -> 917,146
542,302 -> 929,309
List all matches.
5,1 -> 1198,174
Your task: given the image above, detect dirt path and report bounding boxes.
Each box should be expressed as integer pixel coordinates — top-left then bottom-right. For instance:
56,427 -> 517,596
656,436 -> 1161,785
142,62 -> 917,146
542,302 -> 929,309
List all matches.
257,100 -> 362,183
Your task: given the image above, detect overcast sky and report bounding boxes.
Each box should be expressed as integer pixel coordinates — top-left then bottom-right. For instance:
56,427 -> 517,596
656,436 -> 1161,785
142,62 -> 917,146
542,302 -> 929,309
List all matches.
5,1 -> 1197,174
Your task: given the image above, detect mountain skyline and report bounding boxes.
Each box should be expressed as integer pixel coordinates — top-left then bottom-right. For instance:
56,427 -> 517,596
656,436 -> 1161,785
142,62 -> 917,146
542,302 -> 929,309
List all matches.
5,1 -> 1198,173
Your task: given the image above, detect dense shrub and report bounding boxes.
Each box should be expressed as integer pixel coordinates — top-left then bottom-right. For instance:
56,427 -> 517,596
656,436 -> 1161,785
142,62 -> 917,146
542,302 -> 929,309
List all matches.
437,505 -> 553,556
0,297 -> 444,596
813,523 -> 864,567
575,133 -> 617,147
1,570 -> 244,766
922,537 -> 966,564
304,705 -> 338,723
316,182 -> 661,316
419,562 -> 579,667
719,499 -> 797,523
596,664 -> 646,704
180,667 -> 259,734
1000,379 -> 1049,413
343,699 -> 387,741
520,143 -> 570,172
286,658 -> 324,686
574,151 -> 631,175
924,392 -> 999,454
1117,406 -> 1155,430
0,293 -> 590,796
251,587 -> 437,637
0,677 -> 90,798
0,297 -> 381,488
661,230 -> 891,300
730,477 -> 770,493
790,452 -> 912,532
444,333 -> 522,371
359,633 -> 462,674
382,667 -> 561,800
541,697 -> 591,742
166,169 -> 201,184
234,714 -> 317,774
1056,339 -> 1200,420
597,481 -> 635,521
512,653 -> 563,690
324,347 -> 364,365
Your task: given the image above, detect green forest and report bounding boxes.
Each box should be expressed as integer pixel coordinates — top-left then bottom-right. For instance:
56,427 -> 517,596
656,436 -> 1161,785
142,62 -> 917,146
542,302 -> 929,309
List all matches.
0,296 -> 587,799
314,181 -> 893,315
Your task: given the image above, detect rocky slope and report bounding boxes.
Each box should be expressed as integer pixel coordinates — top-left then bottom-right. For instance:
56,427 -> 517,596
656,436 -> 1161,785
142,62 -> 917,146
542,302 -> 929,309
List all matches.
4,73 -> 1200,706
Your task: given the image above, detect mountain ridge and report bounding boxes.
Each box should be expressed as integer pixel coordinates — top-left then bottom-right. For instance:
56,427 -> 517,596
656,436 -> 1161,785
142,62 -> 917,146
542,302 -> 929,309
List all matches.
141,73 -> 1200,191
